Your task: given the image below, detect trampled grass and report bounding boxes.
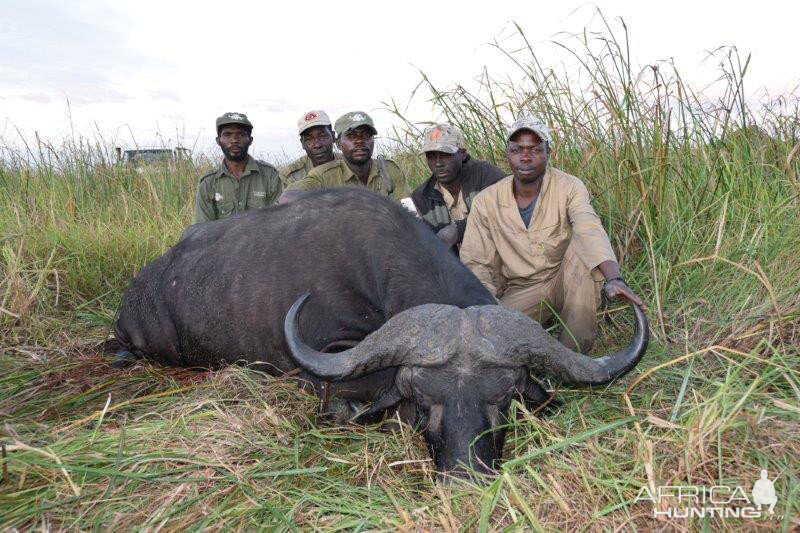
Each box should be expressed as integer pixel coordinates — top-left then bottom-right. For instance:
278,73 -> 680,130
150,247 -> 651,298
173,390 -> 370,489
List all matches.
2,15 -> 799,531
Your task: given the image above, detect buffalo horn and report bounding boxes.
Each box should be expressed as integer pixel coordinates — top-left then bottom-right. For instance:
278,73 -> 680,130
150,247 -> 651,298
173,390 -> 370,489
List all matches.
500,303 -> 648,385
284,294 -> 454,381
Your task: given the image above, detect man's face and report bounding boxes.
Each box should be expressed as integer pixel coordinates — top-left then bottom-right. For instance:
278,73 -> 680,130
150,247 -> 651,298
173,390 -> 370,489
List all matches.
337,126 -> 374,165
216,125 -> 253,162
425,150 -> 466,185
300,126 -> 335,166
507,131 -> 549,184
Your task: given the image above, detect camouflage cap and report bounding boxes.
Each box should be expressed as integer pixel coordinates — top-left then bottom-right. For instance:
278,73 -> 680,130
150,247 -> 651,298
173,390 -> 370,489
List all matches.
420,123 -> 466,154
297,110 -> 332,135
506,117 -> 551,143
334,111 -> 377,137
216,112 -> 253,133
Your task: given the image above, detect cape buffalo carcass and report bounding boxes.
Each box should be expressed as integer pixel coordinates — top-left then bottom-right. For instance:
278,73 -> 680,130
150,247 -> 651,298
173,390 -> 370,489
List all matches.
111,188 -> 648,479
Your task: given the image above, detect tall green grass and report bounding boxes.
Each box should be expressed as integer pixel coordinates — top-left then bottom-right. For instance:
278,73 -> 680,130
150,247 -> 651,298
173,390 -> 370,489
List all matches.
2,14 -> 799,531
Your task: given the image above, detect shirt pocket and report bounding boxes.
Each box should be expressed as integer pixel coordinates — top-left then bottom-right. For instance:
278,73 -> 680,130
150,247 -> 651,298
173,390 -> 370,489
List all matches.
215,194 -> 236,217
532,224 -> 569,265
249,189 -> 269,208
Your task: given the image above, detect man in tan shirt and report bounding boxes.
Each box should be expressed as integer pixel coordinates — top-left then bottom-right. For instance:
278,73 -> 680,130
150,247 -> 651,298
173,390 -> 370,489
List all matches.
460,117 -> 644,352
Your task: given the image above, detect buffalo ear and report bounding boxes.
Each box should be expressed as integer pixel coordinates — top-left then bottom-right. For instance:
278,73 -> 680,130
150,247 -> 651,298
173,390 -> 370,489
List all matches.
351,386 -> 403,425
520,379 -> 562,417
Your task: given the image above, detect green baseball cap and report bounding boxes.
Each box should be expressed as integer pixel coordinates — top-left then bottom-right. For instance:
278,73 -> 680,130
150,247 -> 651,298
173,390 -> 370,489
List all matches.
334,111 -> 377,137
216,112 -> 253,133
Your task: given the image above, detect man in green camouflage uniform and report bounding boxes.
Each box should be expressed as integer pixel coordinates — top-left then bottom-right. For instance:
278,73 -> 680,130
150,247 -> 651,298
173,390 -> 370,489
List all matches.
278,110 -> 340,186
280,111 -> 408,202
193,112 -> 282,224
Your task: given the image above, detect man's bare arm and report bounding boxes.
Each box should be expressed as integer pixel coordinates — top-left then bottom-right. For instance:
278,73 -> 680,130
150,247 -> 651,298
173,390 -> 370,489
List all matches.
597,260 -> 646,309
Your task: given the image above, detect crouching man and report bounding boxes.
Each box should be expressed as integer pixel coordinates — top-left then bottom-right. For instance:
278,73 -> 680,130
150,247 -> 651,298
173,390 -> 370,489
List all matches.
460,117 -> 644,352
411,124 -> 505,250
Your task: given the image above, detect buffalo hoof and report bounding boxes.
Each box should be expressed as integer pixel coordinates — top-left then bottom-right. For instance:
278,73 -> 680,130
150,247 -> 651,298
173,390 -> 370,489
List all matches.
111,350 -> 138,369
320,398 -> 365,425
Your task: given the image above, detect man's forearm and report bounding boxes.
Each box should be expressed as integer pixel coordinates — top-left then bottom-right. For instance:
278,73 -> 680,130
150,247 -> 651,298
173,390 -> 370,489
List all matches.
597,260 -> 621,281
597,259 -> 646,308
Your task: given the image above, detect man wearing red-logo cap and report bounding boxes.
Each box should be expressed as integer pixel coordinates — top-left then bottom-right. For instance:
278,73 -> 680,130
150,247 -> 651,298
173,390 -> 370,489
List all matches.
279,110 -> 340,185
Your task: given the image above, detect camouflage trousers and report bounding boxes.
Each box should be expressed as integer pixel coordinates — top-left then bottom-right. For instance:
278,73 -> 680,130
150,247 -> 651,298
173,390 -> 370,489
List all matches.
499,242 -> 603,353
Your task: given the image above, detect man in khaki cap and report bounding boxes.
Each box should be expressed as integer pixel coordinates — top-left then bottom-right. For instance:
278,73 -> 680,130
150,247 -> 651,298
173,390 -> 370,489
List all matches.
279,110 -> 340,185
410,123 -> 505,250
280,111 -> 408,202
460,117 -> 645,352
193,112 -> 282,224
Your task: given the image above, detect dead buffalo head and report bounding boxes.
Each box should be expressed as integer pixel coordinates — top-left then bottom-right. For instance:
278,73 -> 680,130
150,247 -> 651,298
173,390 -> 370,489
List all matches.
285,294 -> 647,480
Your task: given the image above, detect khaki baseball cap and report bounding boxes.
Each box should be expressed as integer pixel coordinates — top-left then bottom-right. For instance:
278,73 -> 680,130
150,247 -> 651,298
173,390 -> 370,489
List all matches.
420,124 -> 466,154
506,117 -> 551,143
297,110 -> 332,135
334,111 -> 377,137
216,112 -> 253,133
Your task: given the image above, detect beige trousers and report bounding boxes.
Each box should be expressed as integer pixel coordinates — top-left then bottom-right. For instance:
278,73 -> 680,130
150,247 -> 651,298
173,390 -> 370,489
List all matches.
499,242 -> 603,353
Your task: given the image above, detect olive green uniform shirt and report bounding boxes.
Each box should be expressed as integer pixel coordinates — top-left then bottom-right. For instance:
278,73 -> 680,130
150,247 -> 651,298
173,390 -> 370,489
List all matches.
460,168 -> 616,297
283,158 -> 409,199
279,153 -> 341,186
193,156 -> 282,224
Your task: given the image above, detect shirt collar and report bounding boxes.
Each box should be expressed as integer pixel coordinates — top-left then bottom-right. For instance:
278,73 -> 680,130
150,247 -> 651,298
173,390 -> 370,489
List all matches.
499,167 -> 551,208
422,154 -> 473,200
217,155 -> 258,179
343,159 -> 378,185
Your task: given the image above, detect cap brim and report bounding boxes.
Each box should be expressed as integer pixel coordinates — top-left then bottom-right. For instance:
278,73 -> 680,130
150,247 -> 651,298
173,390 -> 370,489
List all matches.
507,127 -> 547,142
217,121 -> 253,132
299,121 -> 332,134
339,123 -> 378,136
420,142 -> 460,155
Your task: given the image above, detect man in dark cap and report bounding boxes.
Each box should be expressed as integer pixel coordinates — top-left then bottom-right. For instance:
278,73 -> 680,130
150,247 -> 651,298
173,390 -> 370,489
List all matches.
280,111 -> 408,202
193,112 -> 282,223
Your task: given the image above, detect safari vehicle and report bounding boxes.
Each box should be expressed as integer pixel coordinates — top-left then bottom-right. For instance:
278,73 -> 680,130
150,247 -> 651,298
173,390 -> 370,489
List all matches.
115,147 -> 191,166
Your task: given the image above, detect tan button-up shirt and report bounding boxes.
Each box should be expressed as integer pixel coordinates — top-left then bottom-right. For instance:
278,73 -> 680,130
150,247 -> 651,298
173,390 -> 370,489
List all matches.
434,181 -> 469,222
460,168 -> 616,296
283,158 -> 409,199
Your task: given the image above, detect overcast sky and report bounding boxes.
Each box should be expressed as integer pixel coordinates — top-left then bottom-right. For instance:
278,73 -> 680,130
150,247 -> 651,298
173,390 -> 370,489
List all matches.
1,0 -> 798,163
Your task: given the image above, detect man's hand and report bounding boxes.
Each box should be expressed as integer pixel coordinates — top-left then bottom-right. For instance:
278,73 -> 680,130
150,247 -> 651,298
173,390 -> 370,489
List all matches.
604,279 -> 646,309
436,223 -> 459,248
